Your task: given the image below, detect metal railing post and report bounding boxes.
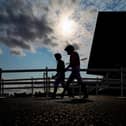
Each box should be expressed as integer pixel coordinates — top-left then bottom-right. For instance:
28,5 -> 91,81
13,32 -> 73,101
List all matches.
48,77 -> 50,94
121,67 -> 123,97
31,77 -> 34,96
1,78 -> 4,96
43,72 -> 46,93
45,67 -> 48,97
96,77 -> 99,95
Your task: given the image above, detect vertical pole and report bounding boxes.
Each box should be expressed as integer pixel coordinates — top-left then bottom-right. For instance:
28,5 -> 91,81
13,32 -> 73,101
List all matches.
106,72 -> 109,84
31,77 -> 34,96
121,67 -> 123,97
0,68 -> 2,96
45,67 -> 48,97
43,72 -> 46,94
1,78 -> 4,96
105,72 -> 109,88
96,77 -> 98,95
79,84 -> 81,98
48,77 -> 50,94
72,83 -> 74,97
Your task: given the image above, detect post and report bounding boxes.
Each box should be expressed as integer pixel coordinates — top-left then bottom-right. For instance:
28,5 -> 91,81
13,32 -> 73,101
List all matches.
0,68 -> 2,96
43,72 -> 46,93
31,77 -> 34,96
1,78 -> 4,96
96,77 -> 99,95
45,67 -> 48,97
121,67 -> 123,97
48,77 -> 50,94
106,72 -> 109,84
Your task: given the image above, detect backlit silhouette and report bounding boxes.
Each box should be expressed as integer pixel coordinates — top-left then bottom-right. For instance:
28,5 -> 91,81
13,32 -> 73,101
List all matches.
61,45 -> 88,99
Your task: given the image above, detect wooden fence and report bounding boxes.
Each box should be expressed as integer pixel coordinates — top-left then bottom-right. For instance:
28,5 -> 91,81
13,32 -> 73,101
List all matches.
0,67 -> 125,97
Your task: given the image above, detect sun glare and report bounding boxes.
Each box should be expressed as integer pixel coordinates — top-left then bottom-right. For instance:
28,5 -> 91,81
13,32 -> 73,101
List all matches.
61,17 -> 73,34
57,15 -> 77,38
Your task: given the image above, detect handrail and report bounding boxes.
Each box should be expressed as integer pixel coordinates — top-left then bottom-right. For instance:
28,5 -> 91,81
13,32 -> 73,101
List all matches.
1,68 -> 125,73
0,67 -> 125,97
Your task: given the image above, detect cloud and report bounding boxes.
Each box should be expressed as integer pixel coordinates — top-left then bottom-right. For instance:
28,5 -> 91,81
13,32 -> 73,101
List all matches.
10,47 -> 25,56
0,48 -> 2,55
0,0 -> 126,60
0,0 -> 53,55
80,0 -> 126,11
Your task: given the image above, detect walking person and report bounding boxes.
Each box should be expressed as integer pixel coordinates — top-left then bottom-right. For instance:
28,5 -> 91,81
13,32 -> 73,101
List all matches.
52,53 -> 65,98
61,45 -> 88,99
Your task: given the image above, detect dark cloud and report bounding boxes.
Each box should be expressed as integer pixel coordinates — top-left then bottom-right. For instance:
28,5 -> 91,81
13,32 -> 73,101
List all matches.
72,0 -> 76,3
43,7 -> 49,11
0,0 -> 54,55
0,12 -> 53,40
10,48 -> 24,56
42,35 -> 58,46
0,37 -> 31,50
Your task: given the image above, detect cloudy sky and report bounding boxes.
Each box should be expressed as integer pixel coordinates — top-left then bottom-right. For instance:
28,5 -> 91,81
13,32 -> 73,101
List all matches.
0,0 -> 126,78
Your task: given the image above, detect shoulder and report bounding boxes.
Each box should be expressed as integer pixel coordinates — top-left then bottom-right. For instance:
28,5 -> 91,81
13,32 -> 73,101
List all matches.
74,51 -> 78,55
59,60 -> 64,64
72,51 -> 79,56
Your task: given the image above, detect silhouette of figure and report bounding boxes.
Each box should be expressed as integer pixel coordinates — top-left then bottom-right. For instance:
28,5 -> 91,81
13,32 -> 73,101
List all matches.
52,53 -> 65,98
61,45 -> 88,99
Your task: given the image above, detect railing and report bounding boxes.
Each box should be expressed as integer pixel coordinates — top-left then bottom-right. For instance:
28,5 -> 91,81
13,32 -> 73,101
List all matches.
0,67 -> 125,97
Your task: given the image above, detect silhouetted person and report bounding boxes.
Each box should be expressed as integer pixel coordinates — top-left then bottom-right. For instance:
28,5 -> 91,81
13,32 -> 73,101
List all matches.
52,53 -> 65,98
61,45 -> 88,99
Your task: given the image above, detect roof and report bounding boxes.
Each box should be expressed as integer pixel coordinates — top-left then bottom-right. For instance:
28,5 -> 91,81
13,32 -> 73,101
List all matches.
87,12 -> 126,75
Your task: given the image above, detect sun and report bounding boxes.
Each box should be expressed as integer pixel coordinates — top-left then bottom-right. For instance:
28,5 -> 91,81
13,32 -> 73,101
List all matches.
61,17 -> 73,34
56,15 -> 77,38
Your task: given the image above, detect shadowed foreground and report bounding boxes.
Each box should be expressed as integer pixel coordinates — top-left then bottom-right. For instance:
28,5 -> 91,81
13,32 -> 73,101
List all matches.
0,96 -> 126,126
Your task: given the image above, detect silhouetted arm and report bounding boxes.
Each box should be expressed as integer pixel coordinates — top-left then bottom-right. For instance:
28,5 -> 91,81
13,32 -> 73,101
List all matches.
65,64 -> 71,71
52,73 -> 57,79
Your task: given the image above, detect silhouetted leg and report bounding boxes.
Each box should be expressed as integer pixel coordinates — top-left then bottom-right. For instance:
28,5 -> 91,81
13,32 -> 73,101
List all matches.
81,84 -> 88,98
61,79 -> 65,88
61,73 -> 75,98
53,86 -> 58,98
52,78 -> 60,98
76,73 -> 88,98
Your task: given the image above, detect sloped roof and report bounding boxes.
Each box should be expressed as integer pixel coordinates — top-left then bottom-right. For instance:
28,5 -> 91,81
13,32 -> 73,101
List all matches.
87,12 -> 126,75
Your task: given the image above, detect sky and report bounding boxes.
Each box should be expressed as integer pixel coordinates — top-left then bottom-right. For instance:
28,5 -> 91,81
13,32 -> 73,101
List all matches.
0,0 -> 126,78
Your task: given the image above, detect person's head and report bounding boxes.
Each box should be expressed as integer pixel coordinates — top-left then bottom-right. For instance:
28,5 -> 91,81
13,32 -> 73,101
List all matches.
64,45 -> 74,55
54,53 -> 62,61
